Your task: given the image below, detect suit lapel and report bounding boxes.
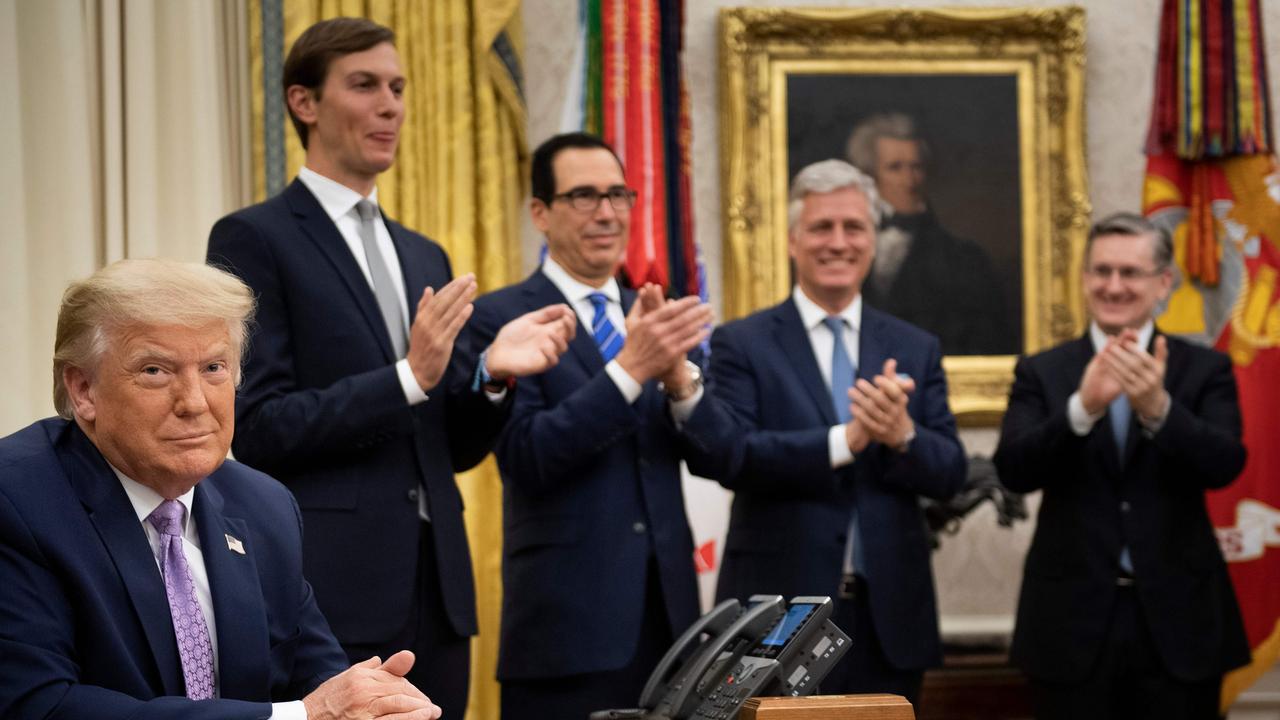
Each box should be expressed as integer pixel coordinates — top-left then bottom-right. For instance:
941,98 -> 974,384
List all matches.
58,424 -> 185,697
386,218 -> 429,324
194,479 -> 268,701
857,306 -> 891,390
526,270 -> 608,376
773,300 -> 837,425
284,179 -> 396,363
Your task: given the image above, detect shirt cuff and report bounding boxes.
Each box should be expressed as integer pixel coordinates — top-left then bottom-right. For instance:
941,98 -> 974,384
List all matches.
396,358 -> 430,405
271,700 -> 307,720
605,360 -> 643,404
829,425 -> 855,468
1067,391 -> 1102,436
668,384 -> 703,426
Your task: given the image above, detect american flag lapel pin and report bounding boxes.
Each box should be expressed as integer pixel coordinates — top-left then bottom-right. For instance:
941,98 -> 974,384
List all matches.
225,533 -> 246,555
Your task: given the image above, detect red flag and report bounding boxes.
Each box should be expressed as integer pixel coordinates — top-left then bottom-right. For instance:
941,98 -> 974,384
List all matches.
598,0 -> 669,289
1145,153 -> 1280,712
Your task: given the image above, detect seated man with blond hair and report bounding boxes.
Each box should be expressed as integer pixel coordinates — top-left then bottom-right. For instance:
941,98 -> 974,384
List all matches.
0,258 -> 441,720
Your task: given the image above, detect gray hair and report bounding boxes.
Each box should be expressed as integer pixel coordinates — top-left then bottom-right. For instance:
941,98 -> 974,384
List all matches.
788,159 -> 883,229
52,258 -> 256,418
845,112 -> 931,177
1086,212 -> 1173,271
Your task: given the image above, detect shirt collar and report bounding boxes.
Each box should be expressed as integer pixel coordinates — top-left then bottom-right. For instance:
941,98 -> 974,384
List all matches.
298,166 -> 379,223
110,463 -> 197,533
541,255 -> 621,305
792,285 -> 862,334
1089,319 -> 1155,353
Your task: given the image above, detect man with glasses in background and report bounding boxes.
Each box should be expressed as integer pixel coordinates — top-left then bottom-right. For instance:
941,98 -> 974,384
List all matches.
468,132 -> 737,720
994,212 -> 1250,719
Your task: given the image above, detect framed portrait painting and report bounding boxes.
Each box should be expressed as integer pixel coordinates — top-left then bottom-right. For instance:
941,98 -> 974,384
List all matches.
719,7 -> 1091,421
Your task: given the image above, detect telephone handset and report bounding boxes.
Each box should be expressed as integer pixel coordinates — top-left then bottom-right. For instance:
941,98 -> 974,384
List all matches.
636,598 -> 744,710
589,594 -> 849,720
685,596 -> 849,719
650,595 -> 786,720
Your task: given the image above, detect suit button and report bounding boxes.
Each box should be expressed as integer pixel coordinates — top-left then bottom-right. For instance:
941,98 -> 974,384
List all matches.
407,488 -> 420,502
1120,501 -> 1130,513
632,521 -> 647,534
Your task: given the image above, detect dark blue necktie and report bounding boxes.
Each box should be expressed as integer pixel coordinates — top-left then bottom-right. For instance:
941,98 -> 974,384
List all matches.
588,292 -> 624,362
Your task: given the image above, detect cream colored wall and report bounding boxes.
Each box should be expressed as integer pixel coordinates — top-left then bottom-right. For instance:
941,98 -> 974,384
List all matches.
0,0 -> 249,437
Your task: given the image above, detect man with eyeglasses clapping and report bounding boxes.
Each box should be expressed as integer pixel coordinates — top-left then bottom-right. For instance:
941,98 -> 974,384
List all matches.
994,212 -> 1249,720
469,132 -> 738,720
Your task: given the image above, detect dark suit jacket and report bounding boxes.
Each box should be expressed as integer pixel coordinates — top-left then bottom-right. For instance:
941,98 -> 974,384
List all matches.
207,179 -> 507,643
469,270 -> 739,680
994,332 -> 1250,683
690,298 -> 966,672
0,418 -> 348,720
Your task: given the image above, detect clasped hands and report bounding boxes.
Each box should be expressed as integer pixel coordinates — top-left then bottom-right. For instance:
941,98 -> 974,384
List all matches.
1079,329 -> 1169,420
404,273 -> 577,391
844,358 -> 916,454
302,650 -> 441,720
616,283 -> 714,388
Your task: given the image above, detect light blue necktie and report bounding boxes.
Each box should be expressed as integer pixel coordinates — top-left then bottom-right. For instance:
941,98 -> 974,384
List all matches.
588,292 -> 624,362
1109,394 -> 1131,452
824,317 -> 866,576
823,317 -> 855,423
1109,394 -> 1135,574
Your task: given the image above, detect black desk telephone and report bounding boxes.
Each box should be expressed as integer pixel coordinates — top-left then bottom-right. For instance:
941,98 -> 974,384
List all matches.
590,595 -> 850,720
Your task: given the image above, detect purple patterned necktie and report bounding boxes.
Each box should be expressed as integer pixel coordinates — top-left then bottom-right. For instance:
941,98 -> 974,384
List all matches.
147,499 -> 215,700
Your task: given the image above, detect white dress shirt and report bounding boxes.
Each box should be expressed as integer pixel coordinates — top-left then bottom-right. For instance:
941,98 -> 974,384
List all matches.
113,467 -> 306,719
791,286 -> 862,468
541,257 -> 701,420
298,167 -> 425,406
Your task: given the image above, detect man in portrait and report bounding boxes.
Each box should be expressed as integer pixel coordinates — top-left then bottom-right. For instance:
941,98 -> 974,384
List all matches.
468,132 -> 738,720
994,213 -> 1249,719
691,159 -> 966,704
846,112 -> 1015,355
0,258 -> 443,720
206,17 -> 575,715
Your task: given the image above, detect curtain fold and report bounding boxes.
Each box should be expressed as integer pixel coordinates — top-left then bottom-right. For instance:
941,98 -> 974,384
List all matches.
0,0 -> 247,437
263,3 -> 527,717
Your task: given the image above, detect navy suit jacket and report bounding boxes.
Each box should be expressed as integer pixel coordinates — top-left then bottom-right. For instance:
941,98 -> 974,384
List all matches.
469,270 -> 739,680
691,298 -> 966,672
0,418 -> 348,720
994,333 -> 1250,682
207,179 -> 507,643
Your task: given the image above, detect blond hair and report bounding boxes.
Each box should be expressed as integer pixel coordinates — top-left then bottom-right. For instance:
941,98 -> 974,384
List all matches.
52,258 -> 255,418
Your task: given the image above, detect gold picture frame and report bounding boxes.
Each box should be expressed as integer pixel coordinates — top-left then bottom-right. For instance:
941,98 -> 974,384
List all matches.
719,6 -> 1091,423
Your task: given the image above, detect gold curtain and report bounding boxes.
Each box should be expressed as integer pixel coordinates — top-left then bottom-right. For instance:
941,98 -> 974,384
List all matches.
251,1 -> 526,717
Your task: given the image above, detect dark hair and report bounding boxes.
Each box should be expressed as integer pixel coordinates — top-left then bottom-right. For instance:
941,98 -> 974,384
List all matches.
282,17 -> 396,149
530,132 -> 624,203
1086,212 -> 1173,270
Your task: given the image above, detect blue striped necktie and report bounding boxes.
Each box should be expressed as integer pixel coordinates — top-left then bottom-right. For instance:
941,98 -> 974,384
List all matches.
588,292 -> 624,362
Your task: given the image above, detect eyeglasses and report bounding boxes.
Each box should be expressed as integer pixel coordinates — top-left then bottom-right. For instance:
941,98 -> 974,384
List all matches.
1085,264 -> 1166,282
551,186 -> 638,212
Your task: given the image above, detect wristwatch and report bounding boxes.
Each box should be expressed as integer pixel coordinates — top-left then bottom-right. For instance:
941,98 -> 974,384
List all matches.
658,360 -> 703,401
893,425 -> 917,454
